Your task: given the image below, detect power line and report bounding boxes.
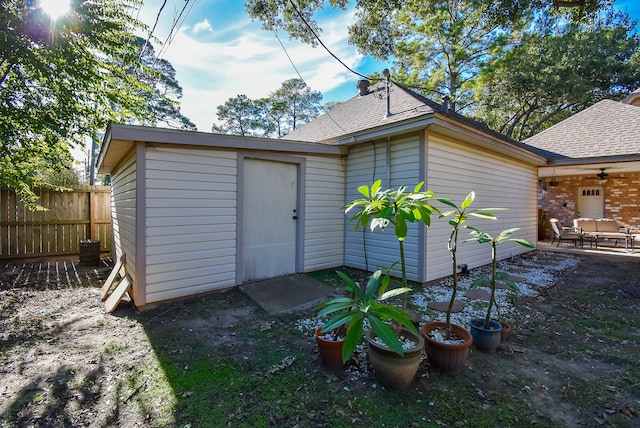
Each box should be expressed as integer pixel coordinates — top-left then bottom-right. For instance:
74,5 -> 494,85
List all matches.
272,30 -> 348,135
155,0 -> 195,63
287,0 -> 380,83
139,0 -> 168,61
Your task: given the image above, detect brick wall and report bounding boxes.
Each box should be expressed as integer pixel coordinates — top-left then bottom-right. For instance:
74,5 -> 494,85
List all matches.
538,172 -> 640,238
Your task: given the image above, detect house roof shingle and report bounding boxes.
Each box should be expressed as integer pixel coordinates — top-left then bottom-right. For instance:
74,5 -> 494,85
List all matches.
524,100 -> 640,161
284,83 -> 438,143
284,82 -> 536,156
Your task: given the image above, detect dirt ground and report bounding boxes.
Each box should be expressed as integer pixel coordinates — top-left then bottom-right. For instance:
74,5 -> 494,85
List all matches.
1,251 -> 639,427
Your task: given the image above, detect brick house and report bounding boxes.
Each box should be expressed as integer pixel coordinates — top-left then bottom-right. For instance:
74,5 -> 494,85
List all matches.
524,96 -> 640,237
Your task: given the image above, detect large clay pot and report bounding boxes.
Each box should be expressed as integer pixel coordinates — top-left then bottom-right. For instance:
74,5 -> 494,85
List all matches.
366,328 -> 424,389
315,327 -> 345,372
421,321 -> 472,375
469,319 -> 502,353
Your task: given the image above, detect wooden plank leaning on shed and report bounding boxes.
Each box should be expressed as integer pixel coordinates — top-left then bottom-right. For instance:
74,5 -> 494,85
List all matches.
101,254 -> 132,313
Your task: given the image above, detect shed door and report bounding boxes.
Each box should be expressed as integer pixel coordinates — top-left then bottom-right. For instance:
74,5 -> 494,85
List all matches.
578,187 -> 604,218
243,159 -> 298,281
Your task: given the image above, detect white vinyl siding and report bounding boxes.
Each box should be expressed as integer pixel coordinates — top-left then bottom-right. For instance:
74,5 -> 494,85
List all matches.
303,155 -> 345,271
344,136 -> 422,280
144,146 -> 237,303
424,134 -> 537,282
110,153 -> 137,292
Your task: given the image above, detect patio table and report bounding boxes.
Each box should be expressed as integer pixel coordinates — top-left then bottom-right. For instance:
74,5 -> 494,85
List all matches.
586,231 -> 636,253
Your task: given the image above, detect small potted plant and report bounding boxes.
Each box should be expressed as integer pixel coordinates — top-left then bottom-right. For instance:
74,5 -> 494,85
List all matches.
344,179 -> 440,309
421,191 -> 501,374
466,227 -> 534,352
316,269 -> 423,389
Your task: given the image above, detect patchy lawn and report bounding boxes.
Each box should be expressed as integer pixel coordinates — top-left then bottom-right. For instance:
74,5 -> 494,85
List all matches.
0,251 -> 638,427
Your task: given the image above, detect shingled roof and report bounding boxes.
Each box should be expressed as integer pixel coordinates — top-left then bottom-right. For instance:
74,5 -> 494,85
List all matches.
524,100 -> 640,162
284,81 -> 527,148
284,82 -> 438,143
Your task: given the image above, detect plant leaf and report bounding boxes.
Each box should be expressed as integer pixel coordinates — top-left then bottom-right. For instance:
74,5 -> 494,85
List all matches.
368,316 -> 404,356
342,317 -> 364,362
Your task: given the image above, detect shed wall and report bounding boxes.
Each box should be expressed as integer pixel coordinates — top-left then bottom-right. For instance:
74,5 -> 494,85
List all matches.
344,135 -> 423,280
110,152 -> 138,299
303,155 -> 346,271
424,133 -> 537,282
144,146 -> 238,303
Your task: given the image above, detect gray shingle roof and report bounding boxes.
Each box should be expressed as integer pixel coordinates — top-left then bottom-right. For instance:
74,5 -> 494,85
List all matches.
524,100 -> 640,161
284,83 -> 438,143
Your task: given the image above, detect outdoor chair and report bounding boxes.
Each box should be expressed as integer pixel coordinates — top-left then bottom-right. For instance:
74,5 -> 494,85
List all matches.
550,218 -> 583,247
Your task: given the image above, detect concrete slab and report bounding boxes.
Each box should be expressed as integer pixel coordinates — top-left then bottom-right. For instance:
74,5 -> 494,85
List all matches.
239,274 -> 338,315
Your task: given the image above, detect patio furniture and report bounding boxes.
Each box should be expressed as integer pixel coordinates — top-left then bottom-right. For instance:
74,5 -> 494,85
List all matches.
573,218 -> 637,252
550,218 -> 583,247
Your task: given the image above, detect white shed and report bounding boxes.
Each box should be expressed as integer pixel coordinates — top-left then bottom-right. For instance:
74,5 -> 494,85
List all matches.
98,83 -> 547,308
97,125 -> 346,307
286,82 -> 546,284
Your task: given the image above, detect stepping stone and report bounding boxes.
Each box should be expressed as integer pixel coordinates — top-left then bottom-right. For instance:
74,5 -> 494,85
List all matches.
427,301 -> 466,313
465,288 -> 491,301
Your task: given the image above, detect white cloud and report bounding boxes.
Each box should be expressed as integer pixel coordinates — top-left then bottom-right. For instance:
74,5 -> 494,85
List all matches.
154,5 -> 379,131
192,19 -> 213,34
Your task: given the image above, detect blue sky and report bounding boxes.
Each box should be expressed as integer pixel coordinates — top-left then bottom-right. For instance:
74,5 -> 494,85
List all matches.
136,0 -> 640,132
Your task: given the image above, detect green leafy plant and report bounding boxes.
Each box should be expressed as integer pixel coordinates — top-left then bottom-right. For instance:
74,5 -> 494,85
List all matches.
345,179 -> 441,305
438,191 -> 503,337
467,227 -> 535,329
316,269 -> 418,363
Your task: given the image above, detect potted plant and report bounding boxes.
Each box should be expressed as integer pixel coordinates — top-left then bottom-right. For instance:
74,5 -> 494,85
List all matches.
466,227 -> 534,352
316,269 -> 423,389
421,191 -> 501,374
344,179 -> 440,309
314,324 -> 347,372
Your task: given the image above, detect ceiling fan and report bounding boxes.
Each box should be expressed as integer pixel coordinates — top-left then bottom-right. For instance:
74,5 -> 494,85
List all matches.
597,168 -> 609,180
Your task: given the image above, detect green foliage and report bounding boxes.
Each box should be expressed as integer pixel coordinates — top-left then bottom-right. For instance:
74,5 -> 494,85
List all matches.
316,269 -> 417,362
246,0 -> 635,125
467,227 -> 535,328
211,94 -> 262,136
475,10 -> 640,140
0,0 -> 194,210
211,78 -> 322,137
438,192 -> 503,333
345,179 -> 441,292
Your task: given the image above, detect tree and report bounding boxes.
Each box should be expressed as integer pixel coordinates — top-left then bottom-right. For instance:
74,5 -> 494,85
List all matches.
245,0 -> 612,45
389,1 -> 514,112
0,0 -> 193,209
269,78 -> 322,136
131,37 -> 196,131
211,79 -> 322,137
211,94 -> 263,136
475,11 -> 640,140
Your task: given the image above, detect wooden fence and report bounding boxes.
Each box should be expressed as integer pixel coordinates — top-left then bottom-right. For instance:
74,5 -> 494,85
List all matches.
1,186 -> 111,259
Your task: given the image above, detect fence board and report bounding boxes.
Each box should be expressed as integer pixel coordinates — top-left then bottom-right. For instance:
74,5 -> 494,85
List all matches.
0,186 -> 112,259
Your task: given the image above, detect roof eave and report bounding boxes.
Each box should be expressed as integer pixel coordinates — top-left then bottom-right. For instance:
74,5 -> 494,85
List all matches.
97,123 -> 345,174
324,112 -> 546,165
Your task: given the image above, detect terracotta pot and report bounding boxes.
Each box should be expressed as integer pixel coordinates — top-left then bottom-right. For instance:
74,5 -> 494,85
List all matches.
366,328 -> 424,389
315,326 -> 345,372
421,321 -> 472,375
499,321 -> 512,342
469,319 -> 502,353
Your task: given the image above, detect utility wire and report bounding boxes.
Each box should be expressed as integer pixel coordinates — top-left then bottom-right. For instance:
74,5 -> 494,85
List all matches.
287,0 -> 380,83
155,0 -> 194,63
139,0 -> 168,61
272,30 -> 348,134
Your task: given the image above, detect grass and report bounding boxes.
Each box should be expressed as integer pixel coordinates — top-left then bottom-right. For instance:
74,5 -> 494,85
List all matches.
133,254 -> 639,427
1,252 -> 638,427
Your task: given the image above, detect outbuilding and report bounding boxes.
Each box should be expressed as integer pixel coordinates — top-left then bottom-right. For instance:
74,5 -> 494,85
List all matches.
98,81 -> 546,308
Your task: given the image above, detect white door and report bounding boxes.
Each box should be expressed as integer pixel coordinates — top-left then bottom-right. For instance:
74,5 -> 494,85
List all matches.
578,187 -> 604,218
243,159 -> 298,281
